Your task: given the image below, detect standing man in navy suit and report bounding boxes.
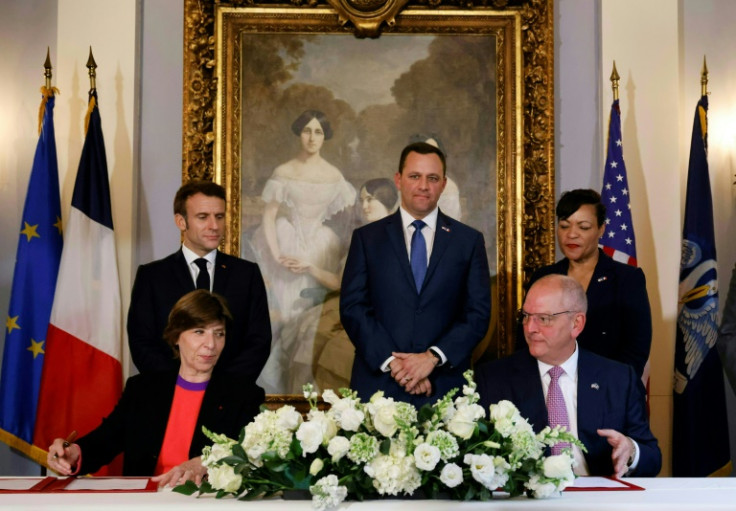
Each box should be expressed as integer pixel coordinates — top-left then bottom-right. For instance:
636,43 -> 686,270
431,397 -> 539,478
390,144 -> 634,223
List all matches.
340,142 -> 491,406
128,181 -> 271,382
476,274 -> 661,477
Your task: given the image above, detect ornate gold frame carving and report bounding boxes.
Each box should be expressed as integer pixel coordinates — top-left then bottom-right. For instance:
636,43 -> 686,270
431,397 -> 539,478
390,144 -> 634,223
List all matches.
183,0 -> 554,406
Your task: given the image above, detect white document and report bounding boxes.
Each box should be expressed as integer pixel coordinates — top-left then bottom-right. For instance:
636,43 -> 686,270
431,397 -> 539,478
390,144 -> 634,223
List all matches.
0,478 -> 45,490
63,478 -> 152,491
572,476 -> 631,489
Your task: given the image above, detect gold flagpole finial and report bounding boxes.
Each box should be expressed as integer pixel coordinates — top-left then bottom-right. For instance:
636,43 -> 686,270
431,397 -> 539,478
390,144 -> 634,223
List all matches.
86,46 -> 97,92
44,47 -> 52,90
701,55 -> 708,97
610,60 -> 620,101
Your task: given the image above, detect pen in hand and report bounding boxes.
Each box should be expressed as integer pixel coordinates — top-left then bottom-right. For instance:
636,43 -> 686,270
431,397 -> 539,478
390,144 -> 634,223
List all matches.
53,430 -> 78,459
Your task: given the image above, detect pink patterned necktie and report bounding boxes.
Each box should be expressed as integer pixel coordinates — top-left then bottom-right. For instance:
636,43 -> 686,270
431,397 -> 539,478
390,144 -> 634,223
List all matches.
547,365 -> 571,455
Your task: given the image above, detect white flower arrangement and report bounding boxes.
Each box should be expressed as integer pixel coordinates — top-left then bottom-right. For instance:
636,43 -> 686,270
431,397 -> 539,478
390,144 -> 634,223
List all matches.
176,371 -> 584,508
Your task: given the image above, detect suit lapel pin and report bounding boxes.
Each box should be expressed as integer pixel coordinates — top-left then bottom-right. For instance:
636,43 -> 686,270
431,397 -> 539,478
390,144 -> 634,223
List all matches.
591,383 -> 600,390
441,226 -> 450,232
597,276 -> 607,282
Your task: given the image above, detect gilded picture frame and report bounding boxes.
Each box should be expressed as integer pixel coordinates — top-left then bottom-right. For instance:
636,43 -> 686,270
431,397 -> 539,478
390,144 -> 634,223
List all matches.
182,0 -> 555,405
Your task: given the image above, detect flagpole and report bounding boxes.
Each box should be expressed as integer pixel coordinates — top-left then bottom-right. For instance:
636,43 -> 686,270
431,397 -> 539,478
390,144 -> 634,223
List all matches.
87,47 -> 97,92
44,48 -> 52,90
610,60 -> 619,101
701,56 -> 708,97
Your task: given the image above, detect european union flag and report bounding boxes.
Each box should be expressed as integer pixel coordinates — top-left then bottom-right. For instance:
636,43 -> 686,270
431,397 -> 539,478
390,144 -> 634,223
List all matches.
673,95 -> 731,476
0,88 -> 62,462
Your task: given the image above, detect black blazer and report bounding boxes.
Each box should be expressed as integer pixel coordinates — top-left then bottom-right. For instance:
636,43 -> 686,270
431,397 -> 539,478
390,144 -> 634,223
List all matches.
519,249 -> 652,378
476,349 -> 661,477
76,371 -> 265,476
127,249 -> 271,381
340,209 -> 491,406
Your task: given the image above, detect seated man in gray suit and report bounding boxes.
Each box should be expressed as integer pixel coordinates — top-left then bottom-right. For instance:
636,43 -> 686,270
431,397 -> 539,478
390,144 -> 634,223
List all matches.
476,274 -> 661,477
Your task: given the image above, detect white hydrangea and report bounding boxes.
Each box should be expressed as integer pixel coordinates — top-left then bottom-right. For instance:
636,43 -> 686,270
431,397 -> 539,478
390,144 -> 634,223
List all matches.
241,410 -> 294,466
364,453 -> 421,496
426,430 -> 460,461
310,474 -> 347,511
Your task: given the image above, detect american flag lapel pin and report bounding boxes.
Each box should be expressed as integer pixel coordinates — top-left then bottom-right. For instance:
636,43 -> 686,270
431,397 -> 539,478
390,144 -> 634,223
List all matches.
591,383 -> 599,390
441,225 -> 451,232
597,276 -> 607,282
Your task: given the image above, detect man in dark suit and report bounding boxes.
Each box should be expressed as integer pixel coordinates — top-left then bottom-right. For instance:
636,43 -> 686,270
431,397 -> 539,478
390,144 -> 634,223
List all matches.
127,181 -> 271,381
477,274 -> 661,477
340,142 -> 491,406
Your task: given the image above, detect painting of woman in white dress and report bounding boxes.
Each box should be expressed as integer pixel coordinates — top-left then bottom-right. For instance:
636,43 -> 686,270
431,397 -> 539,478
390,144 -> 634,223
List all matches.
252,109 -> 356,393
284,177 -> 398,392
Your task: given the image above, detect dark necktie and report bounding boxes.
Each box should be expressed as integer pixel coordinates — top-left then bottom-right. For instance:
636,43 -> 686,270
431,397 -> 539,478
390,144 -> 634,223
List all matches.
547,365 -> 571,454
194,258 -> 210,290
410,219 -> 427,292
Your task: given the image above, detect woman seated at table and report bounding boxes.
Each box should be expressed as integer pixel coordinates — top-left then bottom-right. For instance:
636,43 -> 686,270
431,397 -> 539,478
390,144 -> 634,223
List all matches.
47,290 -> 265,487
519,189 -> 652,378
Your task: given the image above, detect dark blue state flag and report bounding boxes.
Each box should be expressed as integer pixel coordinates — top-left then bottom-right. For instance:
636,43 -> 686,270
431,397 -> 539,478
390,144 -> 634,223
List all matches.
0,88 -> 63,463
673,95 -> 731,476
599,99 -> 638,267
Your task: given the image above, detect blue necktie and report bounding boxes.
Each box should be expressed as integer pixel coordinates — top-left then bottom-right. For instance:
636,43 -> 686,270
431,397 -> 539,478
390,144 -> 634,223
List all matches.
410,219 -> 427,292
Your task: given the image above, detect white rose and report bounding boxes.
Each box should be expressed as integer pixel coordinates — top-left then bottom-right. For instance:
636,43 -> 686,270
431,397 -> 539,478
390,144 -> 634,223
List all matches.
489,400 -> 519,422
338,407 -> 365,432
543,454 -> 574,480
413,443 -> 441,471
310,458 -> 324,476
276,405 -> 303,431
207,464 -> 242,493
296,421 -> 324,455
327,436 -> 350,462
439,463 -> 463,488
308,410 -> 338,443
448,404 -> 484,439
202,442 -> 233,466
321,389 -> 339,405
372,402 -> 399,438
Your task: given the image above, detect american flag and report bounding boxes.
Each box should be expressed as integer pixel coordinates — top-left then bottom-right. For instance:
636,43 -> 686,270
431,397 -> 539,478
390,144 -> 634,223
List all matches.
599,99 -> 638,267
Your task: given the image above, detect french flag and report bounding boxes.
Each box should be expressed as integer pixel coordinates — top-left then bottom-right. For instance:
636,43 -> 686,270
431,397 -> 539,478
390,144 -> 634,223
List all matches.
33,91 -> 123,473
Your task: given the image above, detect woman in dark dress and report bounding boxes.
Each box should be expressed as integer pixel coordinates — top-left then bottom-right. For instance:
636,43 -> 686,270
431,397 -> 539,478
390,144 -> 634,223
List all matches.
522,189 -> 652,378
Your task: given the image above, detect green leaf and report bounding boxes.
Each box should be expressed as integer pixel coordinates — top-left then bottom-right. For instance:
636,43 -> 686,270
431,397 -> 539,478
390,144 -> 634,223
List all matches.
172,480 -> 199,496
379,438 -> 391,455
232,443 -> 246,459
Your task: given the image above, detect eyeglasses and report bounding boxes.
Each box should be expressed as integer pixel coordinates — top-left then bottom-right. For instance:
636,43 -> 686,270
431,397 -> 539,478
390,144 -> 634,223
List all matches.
517,310 -> 578,327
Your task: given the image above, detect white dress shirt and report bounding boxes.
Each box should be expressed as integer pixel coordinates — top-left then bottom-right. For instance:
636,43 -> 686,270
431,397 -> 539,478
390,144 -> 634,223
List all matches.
380,207 -> 446,372
537,342 -> 640,475
181,244 -> 216,292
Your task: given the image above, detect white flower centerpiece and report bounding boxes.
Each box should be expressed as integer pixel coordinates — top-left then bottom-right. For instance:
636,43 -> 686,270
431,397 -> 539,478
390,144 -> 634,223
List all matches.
175,371 -> 584,509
